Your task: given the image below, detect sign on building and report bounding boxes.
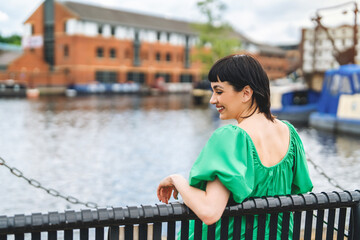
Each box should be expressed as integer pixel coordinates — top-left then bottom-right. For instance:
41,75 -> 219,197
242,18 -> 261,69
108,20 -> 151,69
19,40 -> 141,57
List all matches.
22,36 -> 43,49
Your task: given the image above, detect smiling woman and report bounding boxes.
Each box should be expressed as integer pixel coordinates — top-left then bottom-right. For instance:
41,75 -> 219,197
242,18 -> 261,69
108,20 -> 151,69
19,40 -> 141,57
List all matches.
209,81 -> 251,121
208,54 -> 273,122
157,54 -> 313,239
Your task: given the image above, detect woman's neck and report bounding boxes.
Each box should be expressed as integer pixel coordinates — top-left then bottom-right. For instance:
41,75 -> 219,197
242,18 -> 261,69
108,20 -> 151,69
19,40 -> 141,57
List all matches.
236,104 -> 260,124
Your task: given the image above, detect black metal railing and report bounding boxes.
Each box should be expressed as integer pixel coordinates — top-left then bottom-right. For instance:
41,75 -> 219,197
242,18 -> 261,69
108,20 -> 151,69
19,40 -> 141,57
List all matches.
0,191 -> 359,240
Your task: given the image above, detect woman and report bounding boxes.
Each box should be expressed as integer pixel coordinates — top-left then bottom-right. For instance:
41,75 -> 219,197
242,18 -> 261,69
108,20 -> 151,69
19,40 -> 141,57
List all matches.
157,54 -> 313,239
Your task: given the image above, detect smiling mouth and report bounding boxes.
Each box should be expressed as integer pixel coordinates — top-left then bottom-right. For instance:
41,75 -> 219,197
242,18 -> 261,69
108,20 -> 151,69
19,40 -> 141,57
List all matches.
216,107 -> 224,112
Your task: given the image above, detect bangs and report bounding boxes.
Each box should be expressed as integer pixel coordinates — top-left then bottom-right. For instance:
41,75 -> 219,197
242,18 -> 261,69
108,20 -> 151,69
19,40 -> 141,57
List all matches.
208,57 -> 238,83
208,55 -> 247,92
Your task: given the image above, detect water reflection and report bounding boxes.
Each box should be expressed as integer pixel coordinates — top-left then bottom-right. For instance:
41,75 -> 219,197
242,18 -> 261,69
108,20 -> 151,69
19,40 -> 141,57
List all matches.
34,94 -> 196,112
0,94 -> 359,216
298,127 -> 360,193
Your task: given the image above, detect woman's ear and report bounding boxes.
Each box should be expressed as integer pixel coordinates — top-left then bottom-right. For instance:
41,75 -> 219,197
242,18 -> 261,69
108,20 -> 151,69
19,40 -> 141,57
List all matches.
241,85 -> 253,102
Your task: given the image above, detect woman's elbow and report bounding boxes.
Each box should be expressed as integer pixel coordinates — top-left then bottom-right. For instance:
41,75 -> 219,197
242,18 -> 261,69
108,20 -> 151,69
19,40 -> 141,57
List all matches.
198,209 -> 223,226
202,216 -> 220,226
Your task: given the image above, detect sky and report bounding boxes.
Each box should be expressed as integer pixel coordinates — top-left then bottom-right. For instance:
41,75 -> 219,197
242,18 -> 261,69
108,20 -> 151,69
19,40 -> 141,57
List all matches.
0,0 -> 359,45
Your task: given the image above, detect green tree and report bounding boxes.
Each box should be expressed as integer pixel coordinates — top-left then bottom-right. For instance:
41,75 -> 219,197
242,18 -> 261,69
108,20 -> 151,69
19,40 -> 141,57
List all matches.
192,0 -> 240,75
0,34 -> 22,46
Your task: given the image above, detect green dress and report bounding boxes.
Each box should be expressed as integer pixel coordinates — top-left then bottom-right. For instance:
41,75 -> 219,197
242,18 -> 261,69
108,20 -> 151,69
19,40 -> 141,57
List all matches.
184,121 -> 313,239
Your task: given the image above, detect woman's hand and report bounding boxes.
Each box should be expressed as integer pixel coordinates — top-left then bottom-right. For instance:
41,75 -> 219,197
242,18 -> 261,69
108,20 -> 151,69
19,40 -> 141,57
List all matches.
157,175 -> 179,204
156,175 -> 230,225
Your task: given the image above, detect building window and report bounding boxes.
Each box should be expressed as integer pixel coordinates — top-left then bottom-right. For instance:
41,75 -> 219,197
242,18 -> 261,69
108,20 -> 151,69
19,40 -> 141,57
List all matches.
166,53 -> 171,62
31,24 -> 35,35
127,72 -> 145,84
95,71 -> 118,83
157,31 -> 161,41
98,25 -> 103,35
155,73 -> 171,83
110,48 -> 116,58
64,45 -> 69,57
111,26 -> 116,36
167,33 -> 171,42
97,47 -> 104,58
64,21 -> 67,33
180,74 -> 193,83
156,52 -> 161,61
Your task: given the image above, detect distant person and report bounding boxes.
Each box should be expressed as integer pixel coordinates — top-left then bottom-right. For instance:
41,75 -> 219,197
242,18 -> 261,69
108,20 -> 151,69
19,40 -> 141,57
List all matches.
157,54 -> 313,239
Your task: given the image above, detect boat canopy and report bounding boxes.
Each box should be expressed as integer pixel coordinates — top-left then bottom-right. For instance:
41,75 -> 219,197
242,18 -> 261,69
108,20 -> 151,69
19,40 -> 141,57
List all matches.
317,64 -> 360,115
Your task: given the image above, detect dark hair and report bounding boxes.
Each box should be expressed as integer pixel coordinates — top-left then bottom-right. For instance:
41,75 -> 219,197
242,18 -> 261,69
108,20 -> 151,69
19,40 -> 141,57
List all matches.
208,54 -> 274,121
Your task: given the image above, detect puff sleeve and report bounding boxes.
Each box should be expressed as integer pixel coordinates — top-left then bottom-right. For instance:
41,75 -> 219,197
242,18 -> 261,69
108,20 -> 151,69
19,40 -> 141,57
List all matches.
290,126 -> 313,194
189,125 -> 255,203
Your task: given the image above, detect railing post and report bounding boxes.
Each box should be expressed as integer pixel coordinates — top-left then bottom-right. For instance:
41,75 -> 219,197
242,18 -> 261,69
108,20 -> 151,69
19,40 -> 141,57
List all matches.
352,203 -> 360,239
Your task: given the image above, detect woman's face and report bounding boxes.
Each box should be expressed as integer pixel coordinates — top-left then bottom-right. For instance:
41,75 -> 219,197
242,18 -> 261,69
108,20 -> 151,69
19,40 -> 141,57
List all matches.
209,80 -> 249,121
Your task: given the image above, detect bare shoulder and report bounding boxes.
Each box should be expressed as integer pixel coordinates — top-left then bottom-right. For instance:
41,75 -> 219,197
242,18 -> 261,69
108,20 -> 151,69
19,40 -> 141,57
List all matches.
273,119 -> 290,136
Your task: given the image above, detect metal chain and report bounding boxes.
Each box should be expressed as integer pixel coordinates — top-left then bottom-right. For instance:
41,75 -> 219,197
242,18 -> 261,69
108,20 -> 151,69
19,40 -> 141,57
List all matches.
306,154 -> 345,191
306,154 -> 348,236
0,155 -> 351,236
0,156 -> 99,208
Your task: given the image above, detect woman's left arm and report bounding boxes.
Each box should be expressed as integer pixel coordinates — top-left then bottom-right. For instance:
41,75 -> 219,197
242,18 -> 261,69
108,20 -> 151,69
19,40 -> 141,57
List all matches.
157,174 -> 230,225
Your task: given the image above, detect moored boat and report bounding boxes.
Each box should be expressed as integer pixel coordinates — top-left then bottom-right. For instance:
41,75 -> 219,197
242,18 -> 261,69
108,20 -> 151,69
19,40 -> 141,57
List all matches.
0,79 -> 27,98
192,80 -> 212,105
67,82 -> 141,95
270,79 -> 320,125
309,64 -> 360,134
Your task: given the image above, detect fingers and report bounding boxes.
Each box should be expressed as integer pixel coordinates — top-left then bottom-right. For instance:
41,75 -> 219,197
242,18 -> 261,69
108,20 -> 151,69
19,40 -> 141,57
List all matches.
156,186 -> 163,201
173,189 -> 178,200
157,175 -> 179,204
158,187 -> 169,203
157,186 -> 178,204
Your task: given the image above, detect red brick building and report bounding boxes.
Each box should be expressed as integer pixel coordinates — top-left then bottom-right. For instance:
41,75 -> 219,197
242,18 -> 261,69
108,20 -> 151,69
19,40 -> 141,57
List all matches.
1,0 -> 201,91
0,0 -> 289,91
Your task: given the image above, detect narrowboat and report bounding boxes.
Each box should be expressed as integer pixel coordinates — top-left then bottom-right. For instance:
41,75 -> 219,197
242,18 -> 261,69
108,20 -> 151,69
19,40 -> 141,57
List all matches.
270,79 -> 320,125
66,82 -> 141,96
0,79 -> 27,98
309,64 -> 360,134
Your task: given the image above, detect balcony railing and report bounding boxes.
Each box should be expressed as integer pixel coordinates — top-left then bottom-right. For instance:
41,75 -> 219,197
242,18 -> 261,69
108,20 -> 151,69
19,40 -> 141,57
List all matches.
0,191 -> 359,240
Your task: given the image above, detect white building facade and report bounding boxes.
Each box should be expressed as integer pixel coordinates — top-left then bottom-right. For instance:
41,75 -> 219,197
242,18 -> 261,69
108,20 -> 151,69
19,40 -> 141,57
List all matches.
301,25 -> 360,74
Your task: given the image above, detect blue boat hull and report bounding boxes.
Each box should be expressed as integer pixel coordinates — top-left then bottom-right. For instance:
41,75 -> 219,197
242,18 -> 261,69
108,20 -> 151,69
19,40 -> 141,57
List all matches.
309,112 -> 360,135
272,104 -> 318,125
69,83 -> 141,94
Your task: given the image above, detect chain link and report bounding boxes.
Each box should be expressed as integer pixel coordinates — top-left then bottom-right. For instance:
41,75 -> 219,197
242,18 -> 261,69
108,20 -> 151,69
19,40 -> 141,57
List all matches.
28,179 -> 41,188
0,156 -> 99,208
306,154 -> 345,191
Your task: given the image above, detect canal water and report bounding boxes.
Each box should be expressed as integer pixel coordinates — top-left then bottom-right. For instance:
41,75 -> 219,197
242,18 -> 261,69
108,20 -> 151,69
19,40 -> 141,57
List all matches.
0,94 -> 359,216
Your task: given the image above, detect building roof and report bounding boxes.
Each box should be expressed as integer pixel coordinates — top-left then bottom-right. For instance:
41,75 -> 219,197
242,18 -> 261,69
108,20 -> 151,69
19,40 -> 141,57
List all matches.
60,1 -> 284,56
277,44 -> 299,51
256,44 -> 286,56
228,30 -> 254,45
61,1 -> 196,35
